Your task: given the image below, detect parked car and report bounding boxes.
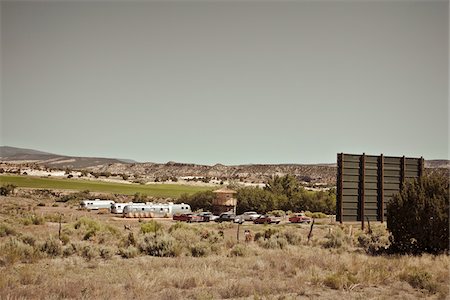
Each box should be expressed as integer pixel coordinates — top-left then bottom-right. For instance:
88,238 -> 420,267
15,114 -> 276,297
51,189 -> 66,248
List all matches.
215,213 -> 236,223
234,215 -> 245,224
253,215 -> 281,224
173,213 -> 203,222
198,212 -> 219,222
242,211 -> 261,221
289,213 -> 312,224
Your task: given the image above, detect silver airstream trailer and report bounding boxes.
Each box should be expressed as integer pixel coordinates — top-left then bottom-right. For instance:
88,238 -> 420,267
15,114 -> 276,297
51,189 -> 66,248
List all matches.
122,202 -> 191,218
111,202 -> 134,214
80,199 -> 115,211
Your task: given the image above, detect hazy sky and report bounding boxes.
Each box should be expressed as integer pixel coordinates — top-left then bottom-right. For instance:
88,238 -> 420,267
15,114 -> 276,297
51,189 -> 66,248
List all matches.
1,0 -> 448,164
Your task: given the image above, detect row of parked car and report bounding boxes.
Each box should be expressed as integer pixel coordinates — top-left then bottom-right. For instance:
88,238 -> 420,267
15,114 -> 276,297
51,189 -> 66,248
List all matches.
172,211 -> 312,224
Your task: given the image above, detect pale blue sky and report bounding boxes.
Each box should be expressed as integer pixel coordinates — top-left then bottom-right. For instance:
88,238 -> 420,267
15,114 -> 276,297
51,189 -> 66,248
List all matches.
1,1 -> 448,164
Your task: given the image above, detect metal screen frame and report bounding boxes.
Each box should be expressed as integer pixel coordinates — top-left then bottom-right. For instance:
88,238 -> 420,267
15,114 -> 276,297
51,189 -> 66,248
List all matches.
336,153 -> 424,228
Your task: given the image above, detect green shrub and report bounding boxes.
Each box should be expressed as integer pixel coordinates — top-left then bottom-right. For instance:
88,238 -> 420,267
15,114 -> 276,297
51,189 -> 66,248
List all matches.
168,222 -> 190,233
81,245 -> 98,261
74,217 -> 107,241
138,233 -> 180,257
99,247 -> 114,260
118,246 -> 139,258
74,217 -> 101,231
356,226 -> 390,254
229,244 -> 248,257
200,229 -> 223,244
83,229 -> 97,241
400,269 -> 438,294
125,232 -> 136,247
387,174 -> 449,254
63,244 -> 77,257
0,184 -> 16,196
40,238 -> 62,257
0,238 -> 39,266
22,215 -> 45,226
102,224 -> 121,237
279,229 -> 302,245
257,235 -> 288,250
59,234 -> 70,245
21,234 -> 36,246
0,223 -> 16,237
323,271 -> 358,290
44,213 -> 66,223
322,228 -> 346,249
170,227 -> 201,246
190,242 -> 210,257
140,220 -> 162,235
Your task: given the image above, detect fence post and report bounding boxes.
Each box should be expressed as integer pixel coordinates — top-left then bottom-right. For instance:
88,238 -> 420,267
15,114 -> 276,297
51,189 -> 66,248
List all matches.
237,223 -> 240,243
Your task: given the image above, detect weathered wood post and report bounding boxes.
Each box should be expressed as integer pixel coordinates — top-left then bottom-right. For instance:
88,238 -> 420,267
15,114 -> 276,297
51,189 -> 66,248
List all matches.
58,213 -> 62,241
237,223 -> 240,243
307,219 -> 315,244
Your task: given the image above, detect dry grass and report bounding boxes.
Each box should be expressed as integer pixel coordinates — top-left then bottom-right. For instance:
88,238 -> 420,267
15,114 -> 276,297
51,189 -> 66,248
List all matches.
0,196 -> 449,299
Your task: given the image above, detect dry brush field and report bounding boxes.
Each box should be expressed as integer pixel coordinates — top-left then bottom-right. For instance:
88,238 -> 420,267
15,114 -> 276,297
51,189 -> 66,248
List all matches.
0,196 -> 448,300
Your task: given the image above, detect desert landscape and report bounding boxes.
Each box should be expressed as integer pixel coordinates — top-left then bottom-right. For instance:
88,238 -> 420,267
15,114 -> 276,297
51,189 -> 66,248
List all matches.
0,147 -> 449,299
2,1 -> 448,299
0,194 -> 448,300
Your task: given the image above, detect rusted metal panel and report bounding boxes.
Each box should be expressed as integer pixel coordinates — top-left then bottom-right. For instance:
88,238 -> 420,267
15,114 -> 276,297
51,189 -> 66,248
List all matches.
337,153 -> 423,224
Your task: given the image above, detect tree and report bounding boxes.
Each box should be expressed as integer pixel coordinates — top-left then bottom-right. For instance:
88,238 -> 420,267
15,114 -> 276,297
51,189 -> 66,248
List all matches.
387,174 -> 449,254
0,184 -> 17,196
236,187 -> 279,214
176,191 -> 215,212
264,175 -> 301,199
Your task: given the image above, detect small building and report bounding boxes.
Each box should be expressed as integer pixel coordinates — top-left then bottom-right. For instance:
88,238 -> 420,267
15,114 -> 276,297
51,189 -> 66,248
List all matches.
212,188 -> 237,215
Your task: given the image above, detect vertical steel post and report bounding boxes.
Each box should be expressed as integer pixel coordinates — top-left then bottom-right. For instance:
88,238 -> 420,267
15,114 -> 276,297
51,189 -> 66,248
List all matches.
401,156 -> 406,189
360,153 -> 365,230
419,156 -> 424,178
379,154 -> 385,223
338,153 -> 344,223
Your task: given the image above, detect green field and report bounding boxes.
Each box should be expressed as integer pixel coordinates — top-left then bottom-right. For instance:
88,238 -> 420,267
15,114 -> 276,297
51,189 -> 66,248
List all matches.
0,175 -> 212,198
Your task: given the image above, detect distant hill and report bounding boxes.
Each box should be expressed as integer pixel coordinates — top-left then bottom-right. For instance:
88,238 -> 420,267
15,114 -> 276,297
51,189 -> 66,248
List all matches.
1,146 -> 447,185
0,146 -> 136,168
425,159 -> 450,169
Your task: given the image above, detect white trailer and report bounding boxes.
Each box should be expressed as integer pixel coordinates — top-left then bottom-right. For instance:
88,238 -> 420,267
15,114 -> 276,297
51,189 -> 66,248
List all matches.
80,199 -> 115,211
123,202 -> 191,218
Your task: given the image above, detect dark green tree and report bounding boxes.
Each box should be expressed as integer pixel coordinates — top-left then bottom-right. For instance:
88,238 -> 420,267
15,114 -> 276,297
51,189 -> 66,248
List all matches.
387,174 -> 449,254
176,191 -> 215,212
236,187 -> 279,214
